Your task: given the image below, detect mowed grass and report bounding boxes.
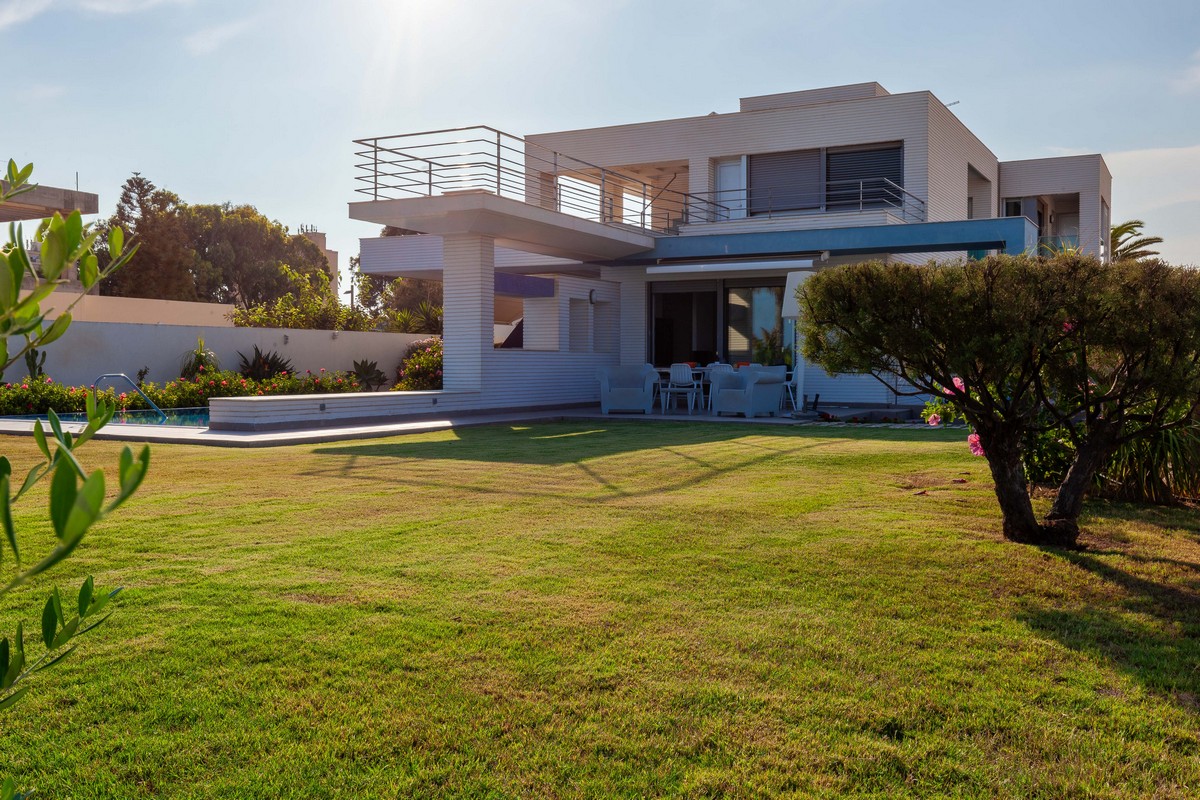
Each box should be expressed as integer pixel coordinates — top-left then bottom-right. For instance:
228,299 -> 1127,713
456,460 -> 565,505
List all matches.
0,421 -> 1198,799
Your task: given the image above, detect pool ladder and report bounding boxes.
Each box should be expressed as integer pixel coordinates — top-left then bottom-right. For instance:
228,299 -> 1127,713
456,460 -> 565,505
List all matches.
93,373 -> 168,423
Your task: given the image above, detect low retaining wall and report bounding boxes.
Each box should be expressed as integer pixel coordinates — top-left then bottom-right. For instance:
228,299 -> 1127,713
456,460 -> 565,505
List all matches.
11,322 -> 427,387
210,349 -> 619,430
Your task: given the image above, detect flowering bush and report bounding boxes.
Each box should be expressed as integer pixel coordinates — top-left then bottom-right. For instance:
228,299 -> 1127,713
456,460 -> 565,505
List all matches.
0,369 -> 362,414
394,337 -> 442,391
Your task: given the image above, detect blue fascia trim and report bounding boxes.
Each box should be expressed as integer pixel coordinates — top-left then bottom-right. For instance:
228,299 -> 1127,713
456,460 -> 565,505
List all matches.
610,218 -> 1038,264
495,272 -> 554,298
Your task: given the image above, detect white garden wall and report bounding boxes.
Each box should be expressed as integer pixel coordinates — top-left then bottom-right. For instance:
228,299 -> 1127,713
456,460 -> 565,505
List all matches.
9,322 -> 427,387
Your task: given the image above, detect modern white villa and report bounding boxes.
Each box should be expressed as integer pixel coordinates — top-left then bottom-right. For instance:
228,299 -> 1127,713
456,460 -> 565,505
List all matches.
345,81 -> 1112,419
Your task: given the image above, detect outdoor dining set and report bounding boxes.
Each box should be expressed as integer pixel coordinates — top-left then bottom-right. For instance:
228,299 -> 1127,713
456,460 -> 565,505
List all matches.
596,362 -> 803,418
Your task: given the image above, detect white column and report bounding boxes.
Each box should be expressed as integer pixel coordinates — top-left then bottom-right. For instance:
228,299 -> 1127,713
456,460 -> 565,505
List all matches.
441,234 -> 494,391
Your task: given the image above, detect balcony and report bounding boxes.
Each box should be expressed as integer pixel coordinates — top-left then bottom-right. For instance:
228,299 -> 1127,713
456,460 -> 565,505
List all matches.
352,126 -> 719,236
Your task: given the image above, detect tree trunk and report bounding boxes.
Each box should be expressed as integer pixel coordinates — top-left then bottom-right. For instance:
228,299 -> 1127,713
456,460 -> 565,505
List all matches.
1047,421 -> 1119,534
975,424 -> 1048,544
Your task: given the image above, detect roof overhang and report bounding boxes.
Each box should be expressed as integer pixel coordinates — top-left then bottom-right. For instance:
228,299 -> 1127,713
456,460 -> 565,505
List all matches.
349,190 -> 657,262
610,217 -> 1039,265
0,183 -> 100,223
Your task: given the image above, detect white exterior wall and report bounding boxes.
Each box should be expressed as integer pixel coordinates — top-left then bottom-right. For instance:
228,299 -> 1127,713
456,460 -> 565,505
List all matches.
529,91 -> 937,208
999,155 -> 1112,257
13,322 -> 426,387
925,96 -> 999,223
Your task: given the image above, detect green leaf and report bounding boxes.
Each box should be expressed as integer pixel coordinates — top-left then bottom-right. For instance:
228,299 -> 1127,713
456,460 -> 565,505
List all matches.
78,575 -> 94,617
108,226 -> 124,257
47,407 -> 65,445
108,445 -> 150,512
0,638 -> 7,681
50,616 -> 79,650
39,224 -> 66,280
0,685 -> 29,713
0,477 -> 15,565
0,458 -> 9,482
32,421 -> 50,461
49,460 -> 78,539
79,254 -> 99,288
39,313 -> 71,347
64,211 -> 83,254
0,252 -> 13,312
41,595 -> 57,649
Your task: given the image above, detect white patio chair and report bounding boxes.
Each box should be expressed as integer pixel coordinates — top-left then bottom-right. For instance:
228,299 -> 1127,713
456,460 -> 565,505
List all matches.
705,363 -> 734,411
784,366 -> 804,410
660,363 -> 702,414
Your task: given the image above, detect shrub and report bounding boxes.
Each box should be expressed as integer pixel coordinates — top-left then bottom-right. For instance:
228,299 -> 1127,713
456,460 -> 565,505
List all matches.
237,345 -> 293,380
352,359 -> 389,391
395,337 -> 442,391
0,369 -> 364,414
180,337 -> 219,379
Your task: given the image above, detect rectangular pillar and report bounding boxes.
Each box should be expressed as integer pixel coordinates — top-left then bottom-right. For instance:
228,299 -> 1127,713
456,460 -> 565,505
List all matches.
441,234 -> 494,391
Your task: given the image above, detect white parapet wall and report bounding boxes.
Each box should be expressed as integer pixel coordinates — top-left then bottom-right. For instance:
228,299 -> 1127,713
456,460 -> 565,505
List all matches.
209,349 -> 618,430
9,321 -> 428,387
38,291 -> 238,327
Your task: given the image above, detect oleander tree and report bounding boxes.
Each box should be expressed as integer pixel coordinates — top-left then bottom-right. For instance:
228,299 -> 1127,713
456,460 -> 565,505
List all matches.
799,253 -> 1200,547
0,161 -> 150,800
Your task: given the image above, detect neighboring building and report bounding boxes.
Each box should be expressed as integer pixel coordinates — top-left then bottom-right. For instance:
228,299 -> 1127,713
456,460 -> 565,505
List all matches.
299,226 -> 340,297
2,179 -> 100,292
350,82 -> 1112,411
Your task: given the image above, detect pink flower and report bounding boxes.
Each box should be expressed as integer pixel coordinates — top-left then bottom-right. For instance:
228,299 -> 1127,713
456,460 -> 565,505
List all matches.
21,384 -> 28,390
1063,321 -> 1076,333
953,377 -> 965,392
320,368 -> 325,373
927,413 -> 941,427
967,433 -> 985,457
46,377 -> 52,384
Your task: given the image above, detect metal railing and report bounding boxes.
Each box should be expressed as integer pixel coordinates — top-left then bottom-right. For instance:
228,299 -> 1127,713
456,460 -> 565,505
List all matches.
353,125 -> 720,234
93,373 -> 167,423
353,126 -> 926,233
691,178 -> 926,224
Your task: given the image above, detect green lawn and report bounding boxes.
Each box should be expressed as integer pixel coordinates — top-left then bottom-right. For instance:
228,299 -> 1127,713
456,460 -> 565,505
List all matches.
1,422 -> 1197,798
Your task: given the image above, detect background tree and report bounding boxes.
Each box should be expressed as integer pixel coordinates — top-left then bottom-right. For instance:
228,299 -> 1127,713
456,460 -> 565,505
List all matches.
95,174 -> 200,301
97,174 -> 332,307
1110,219 -> 1163,261
188,203 -> 331,308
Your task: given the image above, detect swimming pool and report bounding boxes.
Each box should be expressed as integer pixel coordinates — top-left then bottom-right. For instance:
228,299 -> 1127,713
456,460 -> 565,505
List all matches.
3,407 -> 210,428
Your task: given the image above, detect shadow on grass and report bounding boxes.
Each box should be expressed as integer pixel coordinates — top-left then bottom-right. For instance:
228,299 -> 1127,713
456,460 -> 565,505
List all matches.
304,422 -> 859,501
1019,547 -> 1200,707
310,419 -> 953,467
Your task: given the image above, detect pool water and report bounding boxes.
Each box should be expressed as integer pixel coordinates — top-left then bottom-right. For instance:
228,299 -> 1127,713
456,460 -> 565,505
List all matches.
5,407 -> 210,428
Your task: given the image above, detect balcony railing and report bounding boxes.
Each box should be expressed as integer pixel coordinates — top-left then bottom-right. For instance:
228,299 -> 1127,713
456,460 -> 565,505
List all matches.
353,126 -> 723,235
691,178 -> 926,224
353,126 -> 927,235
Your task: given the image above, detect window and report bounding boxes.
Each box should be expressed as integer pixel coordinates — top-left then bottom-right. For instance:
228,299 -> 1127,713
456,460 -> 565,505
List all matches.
747,149 -> 821,215
826,144 -> 903,210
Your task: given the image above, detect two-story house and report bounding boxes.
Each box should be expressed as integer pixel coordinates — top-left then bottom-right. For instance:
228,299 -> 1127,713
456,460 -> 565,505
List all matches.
349,82 -> 1112,415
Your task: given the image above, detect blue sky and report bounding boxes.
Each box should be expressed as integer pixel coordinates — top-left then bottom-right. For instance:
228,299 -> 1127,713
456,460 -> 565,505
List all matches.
4,0 -> 1199,286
